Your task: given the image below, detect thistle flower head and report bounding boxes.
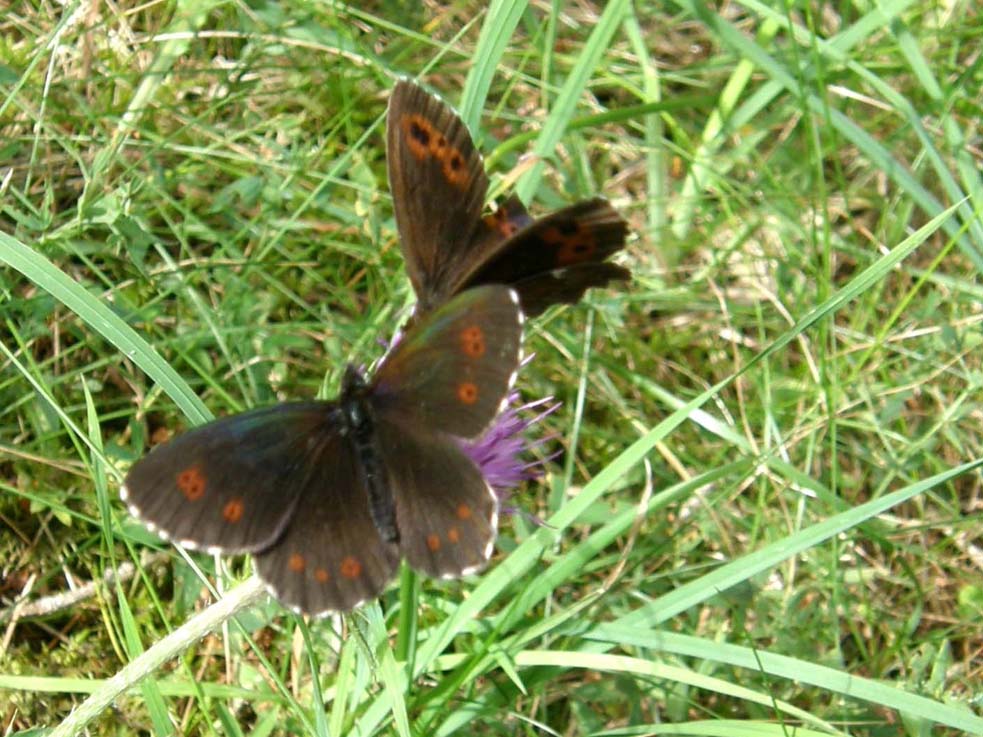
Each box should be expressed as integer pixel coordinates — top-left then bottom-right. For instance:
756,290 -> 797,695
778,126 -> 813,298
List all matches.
461,392 -> 560,501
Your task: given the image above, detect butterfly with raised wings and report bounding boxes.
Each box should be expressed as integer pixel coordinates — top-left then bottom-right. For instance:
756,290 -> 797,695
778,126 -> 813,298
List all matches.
387,80 -> 630,318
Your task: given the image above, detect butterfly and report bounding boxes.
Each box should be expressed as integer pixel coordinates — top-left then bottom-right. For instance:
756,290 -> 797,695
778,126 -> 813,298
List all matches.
387,79 -> 630,319
122,285 -> 523,614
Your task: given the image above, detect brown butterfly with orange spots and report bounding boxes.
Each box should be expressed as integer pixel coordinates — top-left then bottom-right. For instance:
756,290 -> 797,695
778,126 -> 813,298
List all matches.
122,286 -> 522,615
387,80 -> 630,318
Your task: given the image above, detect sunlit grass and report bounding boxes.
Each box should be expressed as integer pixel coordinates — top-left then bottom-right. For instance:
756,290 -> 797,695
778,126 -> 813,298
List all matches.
1,2 -> 982,735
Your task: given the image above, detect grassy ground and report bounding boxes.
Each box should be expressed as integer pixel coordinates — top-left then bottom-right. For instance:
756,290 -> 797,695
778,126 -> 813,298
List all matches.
2,1 -> 982,735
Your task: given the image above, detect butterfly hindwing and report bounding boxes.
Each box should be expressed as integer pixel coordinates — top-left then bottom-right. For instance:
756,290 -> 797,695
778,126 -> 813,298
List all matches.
374,419 -> 497,579
252,430 -> 400,614
122,402 -> 337,553
464,197 -> 631,317
387,79 -> 488,312
370,285 -> 523,439
508,262 -> 632,318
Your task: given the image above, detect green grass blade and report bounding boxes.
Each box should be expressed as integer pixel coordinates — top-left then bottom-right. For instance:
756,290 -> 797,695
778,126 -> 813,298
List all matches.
0,231 -> 209,423
460,0 -> 529,128
514,0 -> 631,202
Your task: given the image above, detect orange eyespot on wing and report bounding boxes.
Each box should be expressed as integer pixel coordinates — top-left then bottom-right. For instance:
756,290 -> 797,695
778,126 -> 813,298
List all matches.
177,466 -> 206,501
289,553 -> 306,573
399,113 -> 471,190
460,325 -> 485,357
443,149 -> 469,188
483,203 -> 525,239
457,382 -> 479,405
222,497 -> 244,523
340,556 -> 363,580
558,239 -> 597,265
403,113 -> 435,159
541,223 -> 599,266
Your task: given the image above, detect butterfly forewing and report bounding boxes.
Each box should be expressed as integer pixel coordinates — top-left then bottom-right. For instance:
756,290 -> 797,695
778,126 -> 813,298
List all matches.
122,402 -> 337,553
371,285 -> 523,439
252,431 -> 400,614
388,80 -> 488,311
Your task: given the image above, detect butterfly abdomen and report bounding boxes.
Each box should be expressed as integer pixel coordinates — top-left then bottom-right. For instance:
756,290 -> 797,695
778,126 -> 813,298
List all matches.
340,372 -> 400,545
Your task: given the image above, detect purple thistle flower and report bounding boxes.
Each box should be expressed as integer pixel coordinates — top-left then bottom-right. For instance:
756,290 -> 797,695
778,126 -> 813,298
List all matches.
460,392 -> 560,503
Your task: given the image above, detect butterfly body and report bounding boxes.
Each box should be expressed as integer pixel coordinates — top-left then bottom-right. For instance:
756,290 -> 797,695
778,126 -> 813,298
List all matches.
123,285 -> 522,614
329,365 -> 396,544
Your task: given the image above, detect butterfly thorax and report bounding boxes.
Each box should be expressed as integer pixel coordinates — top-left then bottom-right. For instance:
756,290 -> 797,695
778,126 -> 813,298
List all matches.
340,365 -> 399,544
